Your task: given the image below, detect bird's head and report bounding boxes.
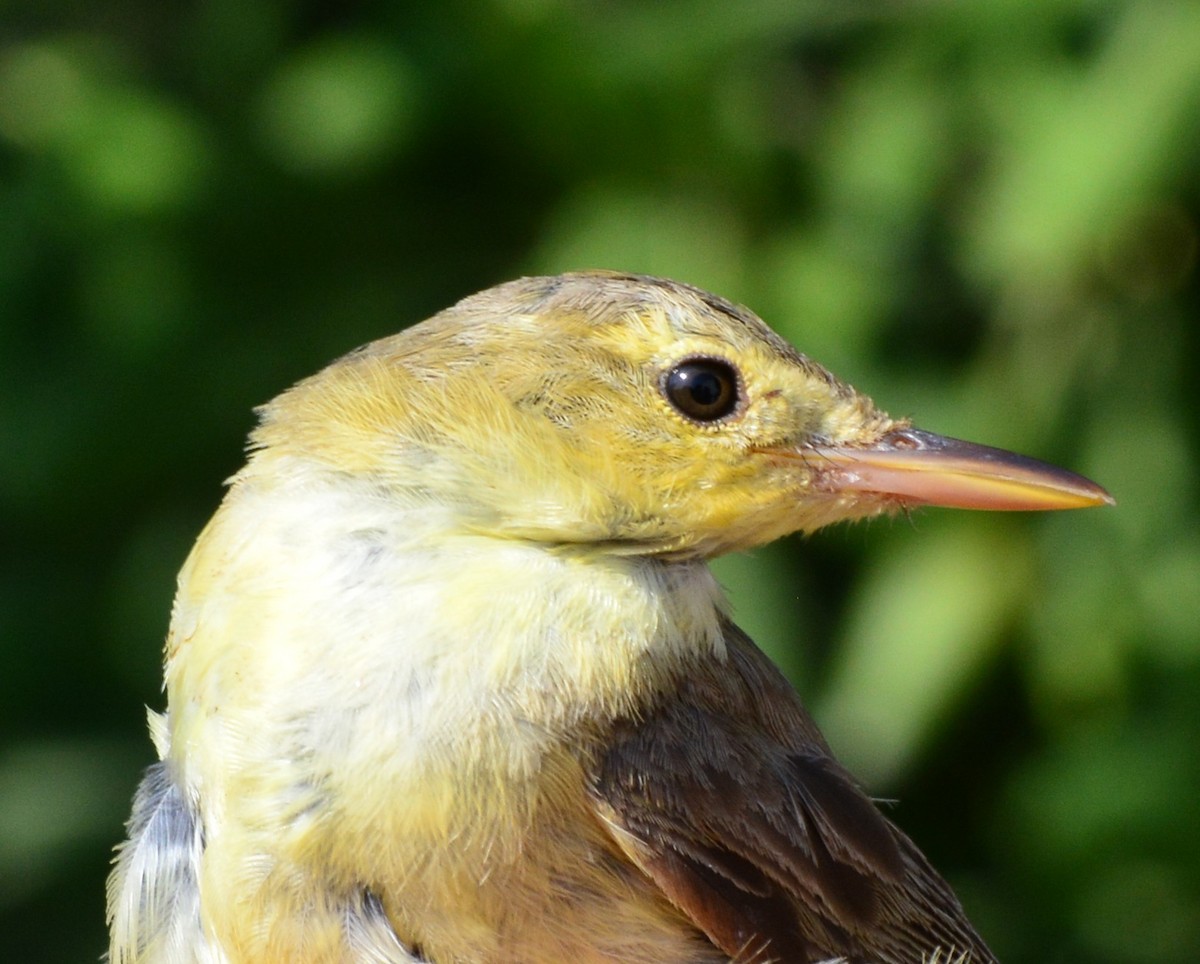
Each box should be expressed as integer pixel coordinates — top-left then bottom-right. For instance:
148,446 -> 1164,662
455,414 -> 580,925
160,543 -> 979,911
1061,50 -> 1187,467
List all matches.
245,271 -> 1110,559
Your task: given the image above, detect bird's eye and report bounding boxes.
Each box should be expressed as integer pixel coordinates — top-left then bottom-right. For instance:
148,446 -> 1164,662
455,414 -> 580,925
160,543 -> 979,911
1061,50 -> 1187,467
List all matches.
662,358 -> 741,423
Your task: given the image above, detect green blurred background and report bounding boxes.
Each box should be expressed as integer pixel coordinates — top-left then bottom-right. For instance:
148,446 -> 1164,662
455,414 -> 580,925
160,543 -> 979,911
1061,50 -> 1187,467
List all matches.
2,1 -> 1198,960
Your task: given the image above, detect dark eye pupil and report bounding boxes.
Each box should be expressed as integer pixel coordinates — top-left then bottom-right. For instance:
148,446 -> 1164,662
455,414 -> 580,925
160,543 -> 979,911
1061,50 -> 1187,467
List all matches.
689,372 -> 722,405
663,359 -> 739,421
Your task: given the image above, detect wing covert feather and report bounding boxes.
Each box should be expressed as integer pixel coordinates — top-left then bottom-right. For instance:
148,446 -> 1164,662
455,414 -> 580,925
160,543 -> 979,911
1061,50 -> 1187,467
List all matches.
588,619 -> 997,964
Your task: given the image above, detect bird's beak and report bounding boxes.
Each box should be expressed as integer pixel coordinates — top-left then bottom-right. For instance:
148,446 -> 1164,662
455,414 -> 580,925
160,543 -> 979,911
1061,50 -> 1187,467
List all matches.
806,427 -> 1114,511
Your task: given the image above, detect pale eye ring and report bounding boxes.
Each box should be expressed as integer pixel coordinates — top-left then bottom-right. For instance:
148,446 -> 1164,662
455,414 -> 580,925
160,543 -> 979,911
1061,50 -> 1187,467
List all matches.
661,358 -> 742,422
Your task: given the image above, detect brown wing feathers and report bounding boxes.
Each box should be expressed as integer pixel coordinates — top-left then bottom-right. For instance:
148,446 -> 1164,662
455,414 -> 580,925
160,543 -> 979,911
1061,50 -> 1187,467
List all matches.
589,620 -> 997,963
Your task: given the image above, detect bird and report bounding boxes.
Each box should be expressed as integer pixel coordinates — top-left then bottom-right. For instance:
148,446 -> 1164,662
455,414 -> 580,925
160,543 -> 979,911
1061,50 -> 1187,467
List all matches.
107,271 -> 1112,964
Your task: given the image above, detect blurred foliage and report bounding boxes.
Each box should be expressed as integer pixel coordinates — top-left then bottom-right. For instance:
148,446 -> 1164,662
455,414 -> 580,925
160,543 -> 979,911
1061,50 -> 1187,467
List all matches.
2,1 -> 1198,960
